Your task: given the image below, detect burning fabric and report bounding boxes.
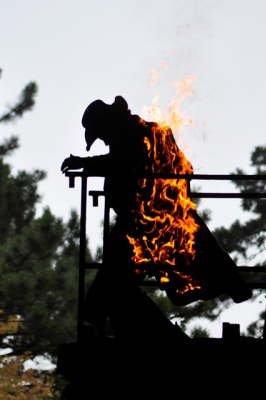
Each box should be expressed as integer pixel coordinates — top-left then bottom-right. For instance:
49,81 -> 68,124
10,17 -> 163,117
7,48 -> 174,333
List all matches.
126,120 -> 201,295
121,114 -> 251,305
61,96 -> 251,338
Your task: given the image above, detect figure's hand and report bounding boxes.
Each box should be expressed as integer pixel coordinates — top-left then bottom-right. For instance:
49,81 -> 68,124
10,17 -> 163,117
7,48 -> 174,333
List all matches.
61,154 -> 84,173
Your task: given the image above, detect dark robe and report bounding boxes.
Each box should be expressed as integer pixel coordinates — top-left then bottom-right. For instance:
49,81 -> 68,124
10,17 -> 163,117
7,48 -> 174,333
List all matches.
84,114 -> 251,338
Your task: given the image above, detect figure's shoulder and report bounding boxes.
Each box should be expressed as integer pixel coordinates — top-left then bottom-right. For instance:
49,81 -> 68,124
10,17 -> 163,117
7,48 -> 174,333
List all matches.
130,116 -> 161,137
128,116 -> 177,148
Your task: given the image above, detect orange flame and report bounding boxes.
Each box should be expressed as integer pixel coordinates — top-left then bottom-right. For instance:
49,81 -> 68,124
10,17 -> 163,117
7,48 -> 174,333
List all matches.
143,75 -> 196,131
127,76 -> 201,294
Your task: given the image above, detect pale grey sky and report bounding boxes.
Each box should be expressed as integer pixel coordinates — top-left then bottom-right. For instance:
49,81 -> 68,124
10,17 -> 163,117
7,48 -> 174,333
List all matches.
1,0 -> 266,335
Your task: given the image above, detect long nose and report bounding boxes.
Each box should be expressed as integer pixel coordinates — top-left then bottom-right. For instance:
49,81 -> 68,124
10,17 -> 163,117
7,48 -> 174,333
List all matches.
85,128 -> 97,151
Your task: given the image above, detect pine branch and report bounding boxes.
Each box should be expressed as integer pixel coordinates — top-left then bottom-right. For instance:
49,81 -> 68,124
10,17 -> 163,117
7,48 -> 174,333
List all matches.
0,82 -> 38,123
0,136 -> 19,156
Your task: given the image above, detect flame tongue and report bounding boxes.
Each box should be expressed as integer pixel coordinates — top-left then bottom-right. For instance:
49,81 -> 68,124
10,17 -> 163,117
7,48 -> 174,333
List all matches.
127,121 -> 201,294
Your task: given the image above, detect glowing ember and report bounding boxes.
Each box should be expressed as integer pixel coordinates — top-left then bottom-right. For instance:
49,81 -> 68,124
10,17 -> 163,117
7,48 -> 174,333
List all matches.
127,76 -> 201,295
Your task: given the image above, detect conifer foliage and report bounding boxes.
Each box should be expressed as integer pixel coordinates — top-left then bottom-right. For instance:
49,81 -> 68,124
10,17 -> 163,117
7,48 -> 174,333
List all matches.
0,70 -> 91,398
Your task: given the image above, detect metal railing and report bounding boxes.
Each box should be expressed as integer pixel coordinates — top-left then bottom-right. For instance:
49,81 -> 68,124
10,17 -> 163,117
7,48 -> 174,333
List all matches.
64,171 -> 266,342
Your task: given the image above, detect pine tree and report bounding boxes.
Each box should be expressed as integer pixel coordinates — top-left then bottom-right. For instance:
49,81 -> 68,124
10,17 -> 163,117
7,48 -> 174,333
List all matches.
0,70 -> 93,364
214,146 -> 266,264
214,145 -> 266,337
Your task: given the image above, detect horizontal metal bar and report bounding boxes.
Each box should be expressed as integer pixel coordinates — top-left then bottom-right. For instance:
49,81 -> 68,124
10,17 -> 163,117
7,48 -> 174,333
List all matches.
87,190 -> 266,200
85,263 -> 266,271
186,174 -> 266,181
89,190 -> 105,197
141,281 -> 266,288
146,174 -> 266,181
84,264 -> 266,288
238,266 -> 266,272
65,171 -> 266,181
191,192 -> 266,199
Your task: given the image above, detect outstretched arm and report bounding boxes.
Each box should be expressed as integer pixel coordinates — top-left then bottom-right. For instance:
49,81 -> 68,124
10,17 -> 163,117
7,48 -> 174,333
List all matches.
61,153 -> 111,176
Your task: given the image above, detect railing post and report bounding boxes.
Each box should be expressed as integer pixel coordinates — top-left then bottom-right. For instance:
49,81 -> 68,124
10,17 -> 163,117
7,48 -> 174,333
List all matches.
262,304 -> 266,342
102,192 -> 110,265
77,175 -> 88,344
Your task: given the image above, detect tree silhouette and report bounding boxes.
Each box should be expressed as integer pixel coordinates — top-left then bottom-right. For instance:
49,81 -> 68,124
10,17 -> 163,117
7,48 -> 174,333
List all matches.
214,145 -> 266,337
0,70 -> 93,364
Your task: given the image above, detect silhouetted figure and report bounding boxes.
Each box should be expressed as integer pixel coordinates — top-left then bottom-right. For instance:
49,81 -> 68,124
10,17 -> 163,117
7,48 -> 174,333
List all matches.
61,96 -> 252,341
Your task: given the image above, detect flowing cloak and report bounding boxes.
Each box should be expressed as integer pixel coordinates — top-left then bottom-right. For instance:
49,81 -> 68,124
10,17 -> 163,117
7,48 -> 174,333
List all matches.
84,114 -> 252,305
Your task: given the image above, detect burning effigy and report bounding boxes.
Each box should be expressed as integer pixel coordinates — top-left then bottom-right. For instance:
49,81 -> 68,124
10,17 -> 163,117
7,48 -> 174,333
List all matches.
61,94 -> 252,339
